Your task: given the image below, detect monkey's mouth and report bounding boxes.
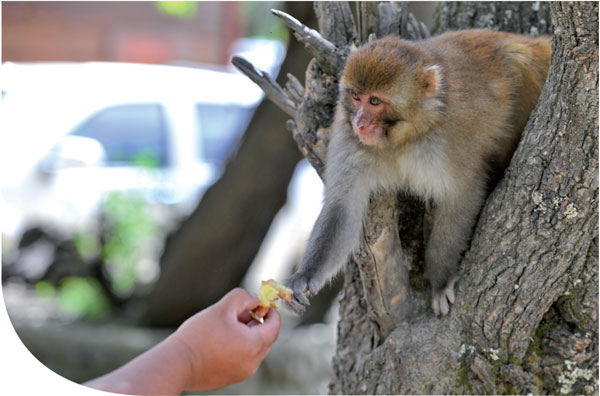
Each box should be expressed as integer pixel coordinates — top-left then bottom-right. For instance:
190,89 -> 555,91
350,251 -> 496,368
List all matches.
356,127 -> 385,145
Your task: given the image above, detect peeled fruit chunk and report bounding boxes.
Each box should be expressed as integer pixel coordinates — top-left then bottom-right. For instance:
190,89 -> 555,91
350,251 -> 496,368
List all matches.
250,279 -> 293,322
258,283 -> 280,308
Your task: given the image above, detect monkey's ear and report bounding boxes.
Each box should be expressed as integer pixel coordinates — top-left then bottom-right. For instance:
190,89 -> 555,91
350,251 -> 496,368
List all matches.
421,65 -> 442,97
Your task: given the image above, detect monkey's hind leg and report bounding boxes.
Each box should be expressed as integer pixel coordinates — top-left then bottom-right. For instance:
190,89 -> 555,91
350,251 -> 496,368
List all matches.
425,187 -> 484,316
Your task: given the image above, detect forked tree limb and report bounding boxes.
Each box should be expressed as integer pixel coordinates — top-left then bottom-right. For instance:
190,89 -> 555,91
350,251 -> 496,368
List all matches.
231,56 -> 296,117
284,73 -> 304,105
271,8 -> 346,77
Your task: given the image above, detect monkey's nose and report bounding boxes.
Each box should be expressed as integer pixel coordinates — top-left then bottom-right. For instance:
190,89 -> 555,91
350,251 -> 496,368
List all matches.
356,121 -> 373,131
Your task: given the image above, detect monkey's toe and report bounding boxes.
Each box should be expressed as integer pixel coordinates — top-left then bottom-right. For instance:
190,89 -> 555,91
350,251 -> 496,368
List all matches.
445,284 -> 456,304
307,279 -> 320,296
432,278 -> 458,316
284,273 -> 315,315
295,289 -> 311,306
286,275 -> 310,305
285,296 -> 307,315
431,294 -> 449,316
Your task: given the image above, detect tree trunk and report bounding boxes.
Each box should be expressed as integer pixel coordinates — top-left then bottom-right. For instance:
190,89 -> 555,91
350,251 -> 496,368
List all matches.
143,2 -> 315,327
432,1 -> 552,36
237,2 -> 598,394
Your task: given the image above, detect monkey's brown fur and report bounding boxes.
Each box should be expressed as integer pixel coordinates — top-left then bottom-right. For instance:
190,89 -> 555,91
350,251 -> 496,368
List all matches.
286,30 -> 551,316
343,30 -> 550,164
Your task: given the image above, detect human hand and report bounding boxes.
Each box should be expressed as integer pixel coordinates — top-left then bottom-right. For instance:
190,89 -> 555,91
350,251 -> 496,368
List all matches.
170,288 -> 281,391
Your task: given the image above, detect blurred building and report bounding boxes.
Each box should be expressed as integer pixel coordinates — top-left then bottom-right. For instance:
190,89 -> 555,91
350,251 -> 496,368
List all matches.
2,2 -> 244,65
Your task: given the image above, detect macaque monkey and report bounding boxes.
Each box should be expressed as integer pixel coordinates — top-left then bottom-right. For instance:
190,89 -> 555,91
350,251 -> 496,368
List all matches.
286,30 -> 551,316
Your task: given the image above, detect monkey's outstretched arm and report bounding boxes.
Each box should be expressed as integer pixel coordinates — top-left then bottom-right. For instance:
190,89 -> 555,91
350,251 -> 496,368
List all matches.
286,130 -> 371,314
286,181 -> 370,314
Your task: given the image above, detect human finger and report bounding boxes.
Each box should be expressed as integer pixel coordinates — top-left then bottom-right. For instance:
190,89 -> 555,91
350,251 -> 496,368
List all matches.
222,288 -> 260,314
253,308 -> 281,346
238,311 -> 254,324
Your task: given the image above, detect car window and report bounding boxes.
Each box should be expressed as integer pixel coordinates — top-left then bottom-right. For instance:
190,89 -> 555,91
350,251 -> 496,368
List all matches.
71,103 -> 169,167
195,103 -> 254,165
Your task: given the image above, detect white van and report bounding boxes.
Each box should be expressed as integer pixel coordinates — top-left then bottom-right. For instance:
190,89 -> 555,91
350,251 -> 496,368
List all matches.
0,61 -> 270,244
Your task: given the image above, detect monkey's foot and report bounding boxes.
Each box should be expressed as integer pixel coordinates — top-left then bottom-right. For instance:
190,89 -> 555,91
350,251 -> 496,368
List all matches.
284,273 -> 319,315
431,277 -> 457,316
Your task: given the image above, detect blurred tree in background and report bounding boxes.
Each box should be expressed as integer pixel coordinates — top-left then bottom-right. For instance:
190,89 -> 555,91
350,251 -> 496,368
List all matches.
3,2 -> 332,388
143,1 -> 315,327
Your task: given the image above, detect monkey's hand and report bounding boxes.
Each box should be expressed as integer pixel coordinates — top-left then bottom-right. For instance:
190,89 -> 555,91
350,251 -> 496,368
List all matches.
431,277 -> 458,316
284,272 -> 319,315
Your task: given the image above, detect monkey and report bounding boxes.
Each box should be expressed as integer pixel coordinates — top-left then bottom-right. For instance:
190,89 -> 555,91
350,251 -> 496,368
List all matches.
285,29 -> 551,316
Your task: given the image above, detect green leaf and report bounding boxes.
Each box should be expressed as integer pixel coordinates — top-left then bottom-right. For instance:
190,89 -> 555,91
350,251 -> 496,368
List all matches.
155,1 -> 197,20
57,277 -> 110,319
34,281 -> 56,299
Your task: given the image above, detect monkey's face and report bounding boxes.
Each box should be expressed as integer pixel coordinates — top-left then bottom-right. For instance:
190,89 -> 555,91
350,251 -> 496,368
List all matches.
346,89 -> 393,146
341,37 -> 442,150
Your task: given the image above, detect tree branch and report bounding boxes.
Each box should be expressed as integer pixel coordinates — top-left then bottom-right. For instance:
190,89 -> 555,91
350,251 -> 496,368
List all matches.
231,56 -> 296,117
284,73 -> 304,106
271,8 -> 345,77
313,2 -> 357,48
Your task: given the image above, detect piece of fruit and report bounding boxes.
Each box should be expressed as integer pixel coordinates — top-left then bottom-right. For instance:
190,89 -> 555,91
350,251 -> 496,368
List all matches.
249,279 -> 293,322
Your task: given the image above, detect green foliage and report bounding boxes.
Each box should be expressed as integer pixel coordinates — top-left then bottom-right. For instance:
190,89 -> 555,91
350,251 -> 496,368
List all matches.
132,149 -> 159,169
102,191 -> 156,296
238,2 -> 289,43
56,277 -> 110,319
75,233 -> 100,261
34,280 -> 56,299
155,1 -> 197,20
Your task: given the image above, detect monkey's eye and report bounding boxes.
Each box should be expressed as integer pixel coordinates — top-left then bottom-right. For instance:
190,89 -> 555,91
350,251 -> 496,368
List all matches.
369,97 -> 381,106
351,92 -> 360,101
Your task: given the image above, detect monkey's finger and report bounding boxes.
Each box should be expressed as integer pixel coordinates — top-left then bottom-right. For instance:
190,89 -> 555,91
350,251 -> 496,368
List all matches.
445,277 -> 458,304
285,298 -> 306,315
432,297 -> 440,316
439,296 -> 450,315
445,285 -> 456,305
288,277 -> 309,296
296,291 -> 311,306
307,280 -> 320,296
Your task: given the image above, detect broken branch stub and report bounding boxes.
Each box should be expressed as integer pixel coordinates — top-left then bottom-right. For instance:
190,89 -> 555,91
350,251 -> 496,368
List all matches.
271,8 -> 346,77
285,73 -> 304,106
231,56 -> 296,118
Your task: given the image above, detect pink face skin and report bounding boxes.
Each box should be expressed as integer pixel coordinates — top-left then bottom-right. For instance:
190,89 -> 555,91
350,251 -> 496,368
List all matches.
349,91 -> 389,145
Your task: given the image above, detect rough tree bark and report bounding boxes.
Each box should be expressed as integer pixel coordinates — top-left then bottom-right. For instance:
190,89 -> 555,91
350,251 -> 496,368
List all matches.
432,1 -> 552,36
236,2 -> 598,394
143,2 -> 315,327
